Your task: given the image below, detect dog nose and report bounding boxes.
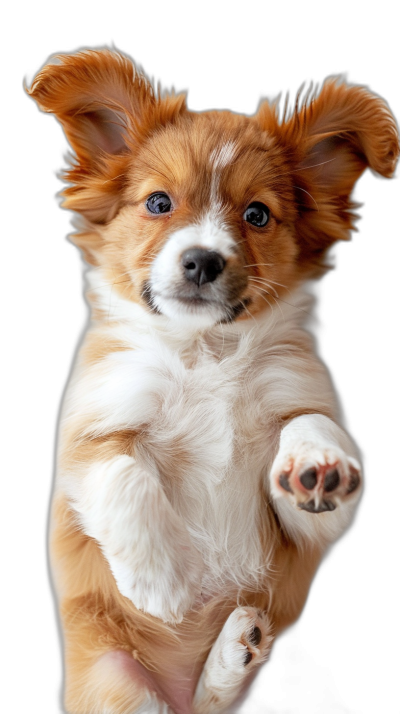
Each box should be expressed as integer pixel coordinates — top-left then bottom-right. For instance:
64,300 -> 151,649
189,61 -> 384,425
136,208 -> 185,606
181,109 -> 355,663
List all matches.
181,248 -> 225,286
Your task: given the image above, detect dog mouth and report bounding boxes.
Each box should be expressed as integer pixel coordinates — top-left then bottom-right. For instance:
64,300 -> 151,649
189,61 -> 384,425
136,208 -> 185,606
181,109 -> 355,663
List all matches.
172,295 -> 212,306
141,281 -> 250,323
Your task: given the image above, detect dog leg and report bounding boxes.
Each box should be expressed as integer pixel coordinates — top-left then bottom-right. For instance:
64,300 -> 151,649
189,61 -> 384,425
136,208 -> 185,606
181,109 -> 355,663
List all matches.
269,414 -> 362,545
65,649 -> 171,714
192,607 -> 273,714
68,454 -> 202,623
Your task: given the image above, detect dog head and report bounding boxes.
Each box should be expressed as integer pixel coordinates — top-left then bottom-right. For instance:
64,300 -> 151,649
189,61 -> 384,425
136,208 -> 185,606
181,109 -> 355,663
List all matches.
28,50 -> 399,328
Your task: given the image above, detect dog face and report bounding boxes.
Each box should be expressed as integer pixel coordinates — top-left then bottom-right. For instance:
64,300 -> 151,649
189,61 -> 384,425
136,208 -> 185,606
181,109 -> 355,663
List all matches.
101,111 -> 300,328
28,51 -> 399,328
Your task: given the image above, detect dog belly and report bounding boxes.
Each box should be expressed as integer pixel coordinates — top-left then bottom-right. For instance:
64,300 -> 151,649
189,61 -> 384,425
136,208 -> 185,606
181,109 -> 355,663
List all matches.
104,651 -> 196,714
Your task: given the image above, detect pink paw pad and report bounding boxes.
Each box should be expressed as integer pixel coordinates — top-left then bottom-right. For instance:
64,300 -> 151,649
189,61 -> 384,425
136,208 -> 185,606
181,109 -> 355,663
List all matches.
277,459 -> 361,514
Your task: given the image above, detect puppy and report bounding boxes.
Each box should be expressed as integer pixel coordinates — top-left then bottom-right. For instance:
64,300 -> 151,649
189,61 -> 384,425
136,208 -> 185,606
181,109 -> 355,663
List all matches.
28,50 -> 399,714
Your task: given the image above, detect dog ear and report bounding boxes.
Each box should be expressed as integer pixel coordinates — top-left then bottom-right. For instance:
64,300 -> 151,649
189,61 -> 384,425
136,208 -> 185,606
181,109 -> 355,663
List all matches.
28,50 -> 186,226
257,79 -> 399,271
28,50 -> 155,159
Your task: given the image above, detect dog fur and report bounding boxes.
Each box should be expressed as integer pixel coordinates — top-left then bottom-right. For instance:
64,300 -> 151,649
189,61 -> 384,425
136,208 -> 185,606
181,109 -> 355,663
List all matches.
28,49 -> 399,713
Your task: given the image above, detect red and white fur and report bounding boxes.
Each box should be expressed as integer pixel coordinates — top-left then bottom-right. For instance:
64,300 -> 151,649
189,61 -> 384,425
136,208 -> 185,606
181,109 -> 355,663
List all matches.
28,50 -> 399,714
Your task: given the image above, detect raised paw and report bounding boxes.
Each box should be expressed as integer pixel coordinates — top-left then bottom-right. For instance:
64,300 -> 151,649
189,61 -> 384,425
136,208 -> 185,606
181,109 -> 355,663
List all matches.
193,606 -> 273,713
221,606 -> 273,671
270,417 -> 362,515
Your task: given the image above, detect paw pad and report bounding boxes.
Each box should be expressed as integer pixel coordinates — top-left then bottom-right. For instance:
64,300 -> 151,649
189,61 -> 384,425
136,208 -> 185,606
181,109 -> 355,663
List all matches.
275,452 -> 361,514
299,467 -> 317,490
347,472 -> 361,493
270,418 -> 362,521
243,625 -> 264,665
248,625 -> 262,647
278,473 -> 293,493
237,611 -> 272,668
323,468 -> 340,492
299,498 -> 336,513
243,650 -> 253,665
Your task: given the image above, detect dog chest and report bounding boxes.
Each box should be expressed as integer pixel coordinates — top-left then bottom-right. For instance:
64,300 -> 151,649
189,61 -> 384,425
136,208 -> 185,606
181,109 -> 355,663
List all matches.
64,327 -> 279,590
139,340 -> 275,589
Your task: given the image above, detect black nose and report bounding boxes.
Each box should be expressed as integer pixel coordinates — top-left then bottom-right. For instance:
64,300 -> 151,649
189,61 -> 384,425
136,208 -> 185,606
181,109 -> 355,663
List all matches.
181,248 -> 225,286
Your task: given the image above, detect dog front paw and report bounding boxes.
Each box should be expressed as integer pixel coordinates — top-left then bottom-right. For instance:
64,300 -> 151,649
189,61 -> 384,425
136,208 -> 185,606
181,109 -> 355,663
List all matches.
109,537 -> 203,624
268,415 -> 362,543
130,554 -> 202,625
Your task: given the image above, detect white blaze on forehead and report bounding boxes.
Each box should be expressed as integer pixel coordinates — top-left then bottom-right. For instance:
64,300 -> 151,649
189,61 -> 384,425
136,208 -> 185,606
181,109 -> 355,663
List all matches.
209,140 -> 239,214
210,140 -> 239,171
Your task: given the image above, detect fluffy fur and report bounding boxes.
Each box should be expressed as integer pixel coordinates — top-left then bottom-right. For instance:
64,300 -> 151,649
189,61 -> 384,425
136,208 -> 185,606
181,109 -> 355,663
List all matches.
28,49 -> 399,714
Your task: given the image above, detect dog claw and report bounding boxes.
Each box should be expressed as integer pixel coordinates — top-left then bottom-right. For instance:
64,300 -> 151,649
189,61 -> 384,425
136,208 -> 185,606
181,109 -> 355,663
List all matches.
299,499 -> 336,513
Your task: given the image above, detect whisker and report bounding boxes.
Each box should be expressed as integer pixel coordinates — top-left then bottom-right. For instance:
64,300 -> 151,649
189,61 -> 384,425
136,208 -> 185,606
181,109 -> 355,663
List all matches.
248,275 -> 292,297
269,293 -> 285,320
262,277 -> 289,289
274,294 -> 312,317
253,281 -> 311,318
248,275 -> 291,293
294,185 -> 319,210
291,157 -> 337,173
273,157 -> 337,179
245,267 -> 290,291
241,300 -> 258,327
250,284 -> 275,309
243,263 -> 273,269
248,277 -> 279,298
252,285 -> 284,320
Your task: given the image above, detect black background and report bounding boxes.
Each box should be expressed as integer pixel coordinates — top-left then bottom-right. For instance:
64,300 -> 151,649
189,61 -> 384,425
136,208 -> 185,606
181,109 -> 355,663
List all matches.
18,15 -> 400,714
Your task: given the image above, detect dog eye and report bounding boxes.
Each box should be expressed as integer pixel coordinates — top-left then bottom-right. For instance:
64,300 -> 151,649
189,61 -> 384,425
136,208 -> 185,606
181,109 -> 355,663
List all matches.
243,202 -> 270,227
146,193 -> 172,214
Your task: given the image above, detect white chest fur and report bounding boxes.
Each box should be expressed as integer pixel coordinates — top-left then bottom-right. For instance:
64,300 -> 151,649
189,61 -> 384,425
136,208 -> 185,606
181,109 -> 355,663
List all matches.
141,339 -> 278,593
